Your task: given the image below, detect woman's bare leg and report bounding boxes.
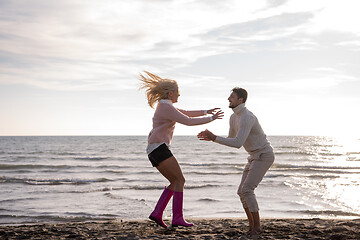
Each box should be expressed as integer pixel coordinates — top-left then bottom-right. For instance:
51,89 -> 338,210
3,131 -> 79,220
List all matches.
156,156 -> 185,192
156,156 -> 193,227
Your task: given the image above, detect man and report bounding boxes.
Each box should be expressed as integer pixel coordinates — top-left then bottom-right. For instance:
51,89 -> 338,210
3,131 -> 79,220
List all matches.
197,87 -> 274,235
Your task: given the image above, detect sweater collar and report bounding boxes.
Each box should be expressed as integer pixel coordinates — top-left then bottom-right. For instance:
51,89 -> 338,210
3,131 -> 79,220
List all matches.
232,103 -> 245,115
159,99 -> 173,105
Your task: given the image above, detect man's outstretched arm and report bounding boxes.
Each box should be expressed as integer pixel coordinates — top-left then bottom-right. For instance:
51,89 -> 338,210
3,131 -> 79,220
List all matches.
198,115 -> 254,148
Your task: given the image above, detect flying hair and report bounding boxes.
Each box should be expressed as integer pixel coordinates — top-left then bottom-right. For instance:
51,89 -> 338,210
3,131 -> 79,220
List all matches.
139,71 -> 178,108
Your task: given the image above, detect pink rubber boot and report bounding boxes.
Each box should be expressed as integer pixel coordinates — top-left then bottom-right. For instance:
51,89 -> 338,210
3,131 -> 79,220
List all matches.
149,187 -> 173,228
171,191 -> 194,227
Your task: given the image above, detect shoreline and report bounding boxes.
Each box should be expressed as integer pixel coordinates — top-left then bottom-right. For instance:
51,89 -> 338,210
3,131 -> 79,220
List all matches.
1,218 -> 359,239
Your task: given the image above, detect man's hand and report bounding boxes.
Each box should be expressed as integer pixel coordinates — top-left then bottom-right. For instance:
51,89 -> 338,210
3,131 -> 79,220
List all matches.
197,129 -> 216,141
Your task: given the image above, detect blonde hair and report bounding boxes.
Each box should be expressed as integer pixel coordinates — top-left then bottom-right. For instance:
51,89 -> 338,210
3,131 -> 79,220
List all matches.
139,71 -> 178,108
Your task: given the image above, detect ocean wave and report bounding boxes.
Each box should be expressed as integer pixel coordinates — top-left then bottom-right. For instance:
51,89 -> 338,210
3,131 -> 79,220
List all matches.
212,151 -> 238,155
198,198 -> 220,202
119,184 -> 224,190
13,156 -> 42,160
318,152 -> 343,156
0,163 -> 131,171
58,186 -> 127,194
293,210 -> 360,217
102,170 -> 127,174
181,162 -> 237,167
28,151 -> 45,155
104,192 -> 122,199
186,184 -> 223,189
53,152 -> 79,156
347,151 -> 360,155
263,174 -> 291,178
0,214 -> 116,226
0,197 -> 39,203
73,157 -> 109,161
187,171 -> 239,175
132,185 -> 166,190
306,175 -> 339,179
275,151 -> 315,155
135,171 -> 156,175
271,163 -> 360,173
0,164 -> 71,170
96,165 -> 133,169
0,176 -> 112,185
277,146 -> 298,149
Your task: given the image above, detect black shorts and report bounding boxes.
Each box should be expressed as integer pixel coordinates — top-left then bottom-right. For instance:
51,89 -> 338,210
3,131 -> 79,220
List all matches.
148,143 -> 173,167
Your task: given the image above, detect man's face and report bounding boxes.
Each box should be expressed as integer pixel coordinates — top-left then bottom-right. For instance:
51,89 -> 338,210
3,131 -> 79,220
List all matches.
228,91 -> 243,108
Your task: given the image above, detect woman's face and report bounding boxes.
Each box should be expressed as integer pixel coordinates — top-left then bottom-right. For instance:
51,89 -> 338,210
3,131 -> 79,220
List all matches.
168,87 -> 180,103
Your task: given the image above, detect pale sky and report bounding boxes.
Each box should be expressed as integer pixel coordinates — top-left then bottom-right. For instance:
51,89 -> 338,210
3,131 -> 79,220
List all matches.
1,0 -> 360,137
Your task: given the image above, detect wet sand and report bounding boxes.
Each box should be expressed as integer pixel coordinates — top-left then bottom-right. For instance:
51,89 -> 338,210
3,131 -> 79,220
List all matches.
1,218 -> 359,239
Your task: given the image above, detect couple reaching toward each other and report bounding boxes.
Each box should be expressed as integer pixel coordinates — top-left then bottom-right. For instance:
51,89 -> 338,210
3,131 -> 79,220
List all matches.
139,71 -> 274,235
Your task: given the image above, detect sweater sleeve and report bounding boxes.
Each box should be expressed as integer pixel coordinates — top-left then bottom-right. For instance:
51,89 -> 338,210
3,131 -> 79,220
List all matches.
178,109 -> 206,117
163,104 -> 212,126
214,114 -> 255,148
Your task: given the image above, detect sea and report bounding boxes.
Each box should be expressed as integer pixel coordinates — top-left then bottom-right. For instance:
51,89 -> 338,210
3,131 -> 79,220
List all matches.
1,135 -> 360,225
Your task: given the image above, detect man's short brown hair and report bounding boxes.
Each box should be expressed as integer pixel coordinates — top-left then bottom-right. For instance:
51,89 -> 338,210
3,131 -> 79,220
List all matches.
232,87 -> 248,103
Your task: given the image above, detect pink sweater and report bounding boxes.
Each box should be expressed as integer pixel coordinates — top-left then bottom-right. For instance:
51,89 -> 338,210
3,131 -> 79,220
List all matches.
148,100 -> 212,145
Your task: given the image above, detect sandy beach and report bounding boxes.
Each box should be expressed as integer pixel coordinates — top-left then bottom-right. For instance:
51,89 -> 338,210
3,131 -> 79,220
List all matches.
1,218 -> 359,239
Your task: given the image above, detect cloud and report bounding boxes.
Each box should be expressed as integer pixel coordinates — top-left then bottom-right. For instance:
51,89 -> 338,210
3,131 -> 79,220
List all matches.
305,0 -> 360,35
1,1 -> 360,136
337,40 -> 360,51
265,0 -> 288,9
202,12 -> 313,41
1,0 -> 359,93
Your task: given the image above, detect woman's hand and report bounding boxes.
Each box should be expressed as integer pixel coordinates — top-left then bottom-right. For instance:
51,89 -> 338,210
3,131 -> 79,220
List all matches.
212,109 -> 224,120
206,108 -> 220,115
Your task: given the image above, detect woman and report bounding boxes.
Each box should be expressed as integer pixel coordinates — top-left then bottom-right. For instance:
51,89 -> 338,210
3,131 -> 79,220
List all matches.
139,71 -> 223,228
